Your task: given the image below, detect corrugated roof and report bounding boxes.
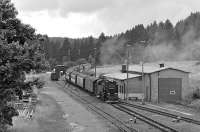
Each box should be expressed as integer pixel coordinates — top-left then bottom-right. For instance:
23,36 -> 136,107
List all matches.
89,63 -> 190,77
128,65 -> 190,74
103,72 -> 141,80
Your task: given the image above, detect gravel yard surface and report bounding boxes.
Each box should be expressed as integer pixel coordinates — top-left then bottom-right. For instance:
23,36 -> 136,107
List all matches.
9,73 -> 116,132
9,72 -> 200,132
60,77 -> 200,132
58,79 -> 167,132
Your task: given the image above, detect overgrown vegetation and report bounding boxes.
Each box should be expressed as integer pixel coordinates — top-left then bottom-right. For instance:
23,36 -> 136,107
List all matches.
0,0 -> 48,131
193,88 -> 200,99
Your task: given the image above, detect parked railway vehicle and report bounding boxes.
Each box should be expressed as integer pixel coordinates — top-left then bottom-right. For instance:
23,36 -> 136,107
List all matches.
65,71 -> 119,103
51,71 -> 57,81
51,65 -> 67,81
95,78 -> 118,102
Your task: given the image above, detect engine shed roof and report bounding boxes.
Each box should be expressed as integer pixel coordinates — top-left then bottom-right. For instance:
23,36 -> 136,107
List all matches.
103,72 -> 141,80
128,65 -> 190,74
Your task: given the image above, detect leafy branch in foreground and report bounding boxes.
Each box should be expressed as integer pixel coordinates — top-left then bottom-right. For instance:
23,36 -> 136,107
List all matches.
0,0 -> 48,131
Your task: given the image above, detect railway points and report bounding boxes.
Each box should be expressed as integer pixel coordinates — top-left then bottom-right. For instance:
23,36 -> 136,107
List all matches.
120,101 -> 200,126
112,104 -> 179,132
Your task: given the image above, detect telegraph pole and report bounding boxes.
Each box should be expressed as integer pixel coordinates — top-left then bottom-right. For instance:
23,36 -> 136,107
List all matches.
68,48 -> 71,61
78,49 -> 81,72
94,47 -> 97,77
126,44 -> 131,101
140,41 -> 146,105
141,61 -> 145,104
126,47 -> 129,101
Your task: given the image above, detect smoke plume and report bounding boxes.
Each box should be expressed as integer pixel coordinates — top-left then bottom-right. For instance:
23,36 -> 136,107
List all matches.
100,27 -> 200,64
143,28 -> 200,62
100,37 -> 126,64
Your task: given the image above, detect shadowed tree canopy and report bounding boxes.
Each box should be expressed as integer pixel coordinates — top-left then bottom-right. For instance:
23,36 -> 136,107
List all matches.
0,0 -> 48,130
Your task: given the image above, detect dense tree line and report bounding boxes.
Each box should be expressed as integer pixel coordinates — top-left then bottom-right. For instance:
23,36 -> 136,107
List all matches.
45,12 -> 200,66
0,0 -> 48,130
45,33 -> 108,67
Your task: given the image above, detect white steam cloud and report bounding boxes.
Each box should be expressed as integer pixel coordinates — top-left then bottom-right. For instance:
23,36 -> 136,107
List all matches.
100,37 -> 126,64
100,27 -> 200,64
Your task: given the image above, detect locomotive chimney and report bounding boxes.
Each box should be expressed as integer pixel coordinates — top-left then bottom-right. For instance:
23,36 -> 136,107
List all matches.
159,63 -> 164,68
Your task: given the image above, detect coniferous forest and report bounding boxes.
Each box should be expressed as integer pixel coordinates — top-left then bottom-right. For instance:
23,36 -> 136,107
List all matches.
44,12 -> 200,67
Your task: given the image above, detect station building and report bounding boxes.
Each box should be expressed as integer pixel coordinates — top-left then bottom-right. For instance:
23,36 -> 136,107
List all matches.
101,64 -> 190,103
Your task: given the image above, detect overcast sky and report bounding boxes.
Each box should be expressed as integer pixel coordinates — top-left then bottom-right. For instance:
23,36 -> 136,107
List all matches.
12,0 -> 200,38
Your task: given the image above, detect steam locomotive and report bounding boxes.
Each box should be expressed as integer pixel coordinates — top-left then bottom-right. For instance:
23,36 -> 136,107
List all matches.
65,71 -> 119,103
51,65 -> 67,81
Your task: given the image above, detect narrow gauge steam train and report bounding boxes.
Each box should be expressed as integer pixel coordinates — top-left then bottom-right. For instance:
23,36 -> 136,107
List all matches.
65,71 -> 119,103
51,65 -> 67,81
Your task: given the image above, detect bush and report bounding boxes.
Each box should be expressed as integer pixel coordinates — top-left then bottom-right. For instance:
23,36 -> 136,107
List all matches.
193,88 -> 200,99
32,78 -> 45,89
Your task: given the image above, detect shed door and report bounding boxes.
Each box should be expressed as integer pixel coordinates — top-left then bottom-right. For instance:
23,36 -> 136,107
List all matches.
158,78 -> 181,103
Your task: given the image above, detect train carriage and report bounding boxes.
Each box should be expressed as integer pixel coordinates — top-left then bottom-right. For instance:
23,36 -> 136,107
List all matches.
76,73 -> 87,89
85,76 -> 98,93
64,69 -> 118,103
65,71 -> 70,82
94,79 -> 103,96
70,72 -> 77,84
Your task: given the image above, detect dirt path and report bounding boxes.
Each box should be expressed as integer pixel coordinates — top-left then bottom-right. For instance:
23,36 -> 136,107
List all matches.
10,93 -> 67,132
9,73 -> 116,132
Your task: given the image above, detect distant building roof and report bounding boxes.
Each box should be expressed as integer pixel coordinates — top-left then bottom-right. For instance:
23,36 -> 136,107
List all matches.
90,63 -> 190,77
103,72 -> 141,80
128,65 -> 190,74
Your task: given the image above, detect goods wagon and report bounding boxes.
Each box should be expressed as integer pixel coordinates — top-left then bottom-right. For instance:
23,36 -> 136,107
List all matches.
65,71 -> 71,82
76,73 -> 87,89
85,76 -> 98,93
70,72 -> 77,84
65,71 -> 118,103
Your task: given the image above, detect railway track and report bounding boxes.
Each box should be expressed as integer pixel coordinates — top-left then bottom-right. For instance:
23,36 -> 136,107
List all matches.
120,101 -> 200,126
112,104 -> 178,132
55,81 -> 136,132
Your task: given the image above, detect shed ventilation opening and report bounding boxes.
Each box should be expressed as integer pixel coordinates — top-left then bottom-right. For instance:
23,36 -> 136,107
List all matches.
159,63 -> 164,68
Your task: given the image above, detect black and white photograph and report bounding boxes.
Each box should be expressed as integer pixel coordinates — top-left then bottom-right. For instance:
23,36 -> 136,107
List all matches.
1,0 -> 200,131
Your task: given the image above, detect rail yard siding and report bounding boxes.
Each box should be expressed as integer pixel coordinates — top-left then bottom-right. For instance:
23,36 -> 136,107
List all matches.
149,69 -> 190,103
